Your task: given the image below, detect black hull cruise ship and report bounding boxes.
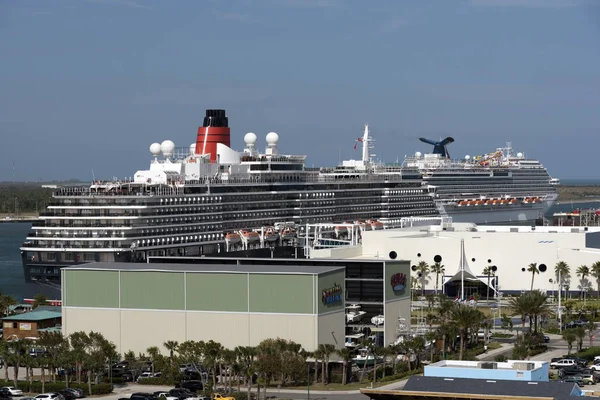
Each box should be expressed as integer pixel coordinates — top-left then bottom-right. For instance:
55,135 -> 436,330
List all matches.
21,110 -> 439,297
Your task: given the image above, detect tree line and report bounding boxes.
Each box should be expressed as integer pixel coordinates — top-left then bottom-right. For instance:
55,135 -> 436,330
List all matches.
0,185 -> 54,215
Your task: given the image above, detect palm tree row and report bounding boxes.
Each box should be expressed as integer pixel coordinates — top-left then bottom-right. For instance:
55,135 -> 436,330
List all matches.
0,331 -> 117,396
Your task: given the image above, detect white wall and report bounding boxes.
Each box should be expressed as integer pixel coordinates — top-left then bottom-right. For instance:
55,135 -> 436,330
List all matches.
317,311 -> 345,350
353,226 -> 600,293
63,307 -> 324,354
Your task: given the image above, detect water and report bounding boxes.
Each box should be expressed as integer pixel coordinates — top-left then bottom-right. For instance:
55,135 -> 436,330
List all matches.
0,222 -> 31,301
1,201 -> 599,302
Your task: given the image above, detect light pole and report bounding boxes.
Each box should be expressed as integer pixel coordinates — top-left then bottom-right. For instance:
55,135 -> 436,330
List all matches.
307,363 -> 310,400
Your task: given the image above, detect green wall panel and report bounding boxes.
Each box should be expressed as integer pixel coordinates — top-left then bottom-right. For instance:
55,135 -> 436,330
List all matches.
249,274 -> 312,314
64,270 -> 119,308
120,271 -> 185,310
385,261 -> 410,302
317,270 -> 345,314
186,273 -> 248,312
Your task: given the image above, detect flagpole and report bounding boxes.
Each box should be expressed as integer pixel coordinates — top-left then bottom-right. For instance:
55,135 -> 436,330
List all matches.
461,239 -> 465,302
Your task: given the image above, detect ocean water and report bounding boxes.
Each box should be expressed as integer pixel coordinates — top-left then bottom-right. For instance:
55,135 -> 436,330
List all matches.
0,222 -> 31,301
1,200 -> 600,301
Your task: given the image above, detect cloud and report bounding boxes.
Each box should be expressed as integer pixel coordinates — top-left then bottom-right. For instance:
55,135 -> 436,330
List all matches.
469,0 -> 585,8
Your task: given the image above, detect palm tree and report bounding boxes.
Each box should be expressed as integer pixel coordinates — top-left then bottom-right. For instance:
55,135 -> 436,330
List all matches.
482,266 -> 495,302
577,265 -> 590,301
32,293 -> 49,309
591,261 -> 600,298
527,263 -> 539,291
509,295 -> 531,339
563,330 -> 577,355
335,348 -> 353,385
0,292 -> 17,316
451,305 -> 484,360
146,346 -> 160,375
163,340 -> 179,359
430,262 -> 445,294
588,321 -> 596,348
555,261 -> 571,299
235,346 -> 257,397
528,290 -> 553,333
416,261 -> 430,296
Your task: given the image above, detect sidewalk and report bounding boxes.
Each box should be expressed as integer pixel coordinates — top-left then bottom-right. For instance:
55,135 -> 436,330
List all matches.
476,342 -> 513,360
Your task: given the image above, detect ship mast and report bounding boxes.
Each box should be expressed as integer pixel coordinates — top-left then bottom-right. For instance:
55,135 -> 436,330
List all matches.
362,124 -> 370,163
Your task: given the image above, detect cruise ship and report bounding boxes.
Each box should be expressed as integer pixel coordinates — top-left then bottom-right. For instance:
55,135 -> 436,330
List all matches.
20,109 -> 439,296
403,137 -> 559,225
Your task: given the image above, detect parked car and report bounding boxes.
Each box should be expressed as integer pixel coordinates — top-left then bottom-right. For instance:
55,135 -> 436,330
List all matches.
56,391 -> 74,400
559,366 -> 584,378
1,388 -> 23,396
563,375 -> 585,386
544,335 -> 550,343
0,388 -> 12,399
62,389 -> 84,399
551,359 -> 576,369
128,393 -> 158,400
178,381 -> 203,393
563,356 -> 588,367
167,389 -> 197,400
34,394 -> 65,400
565,320 -> 588,329
581,374 -> 596,385
152,392 -> 178,400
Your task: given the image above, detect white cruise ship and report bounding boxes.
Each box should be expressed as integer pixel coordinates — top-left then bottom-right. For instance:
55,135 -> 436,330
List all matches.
403,137 -> 559,225
20,109 -> 438,296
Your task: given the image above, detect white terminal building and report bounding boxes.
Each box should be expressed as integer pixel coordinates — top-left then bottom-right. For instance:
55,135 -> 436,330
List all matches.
310,219 -> 600,297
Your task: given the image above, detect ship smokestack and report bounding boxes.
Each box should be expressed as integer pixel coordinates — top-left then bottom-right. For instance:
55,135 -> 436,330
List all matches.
195,109 -> 230,162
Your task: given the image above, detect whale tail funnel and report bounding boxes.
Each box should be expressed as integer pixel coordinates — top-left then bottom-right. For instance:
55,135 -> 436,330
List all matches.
419,137 -> 454,158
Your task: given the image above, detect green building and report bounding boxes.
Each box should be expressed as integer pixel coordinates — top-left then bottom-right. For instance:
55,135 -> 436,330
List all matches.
62,262 -> 346,355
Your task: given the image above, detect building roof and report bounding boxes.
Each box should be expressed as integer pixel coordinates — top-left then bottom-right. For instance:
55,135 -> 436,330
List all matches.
395,376 -> 581,400
2,309 -> 62,322
65,261 -> 345,275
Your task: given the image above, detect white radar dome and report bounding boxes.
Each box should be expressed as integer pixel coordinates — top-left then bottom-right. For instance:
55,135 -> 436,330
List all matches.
189,143 -> 196,154
161,140 -> 175,157
266,132 -> 279,145
517,152 -> 523,158
465,155 -> 470,160
149,143 -> 161,156
244,132 -> 257,145
415,151 -> 422,157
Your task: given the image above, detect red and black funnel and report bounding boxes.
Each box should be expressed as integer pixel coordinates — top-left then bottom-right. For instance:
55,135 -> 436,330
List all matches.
195,109 -> 231,162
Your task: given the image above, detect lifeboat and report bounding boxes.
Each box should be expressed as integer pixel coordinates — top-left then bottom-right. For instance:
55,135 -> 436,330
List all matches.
484,200 -> 492,205
466,201 -> 473,206
458,200 -> 467,207
500,199 -> 508,205
509,198 -> 517,205
523,197 -> 531,204
355,220 -> 371,231
532,197 -> 539,203
367,219 -> 384,230
240,230 -> 260,242
281,227 -> 297,240
492,199 -> 499,205
225,232 -> 241,244
263,227 -> 279,242
475,200 -> 484,206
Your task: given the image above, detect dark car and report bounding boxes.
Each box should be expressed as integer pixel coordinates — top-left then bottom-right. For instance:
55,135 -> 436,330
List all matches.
121,372 -> 135,382
167,389 -> 196,400
63,389 -> 84,399
563,375 -> 585,386
129,393 -> 158,400
57,390 -> 75,400
0,388 -> 12,399
179,381 -> 203,393
544,335 -> 550,343
559,366 -> 584,378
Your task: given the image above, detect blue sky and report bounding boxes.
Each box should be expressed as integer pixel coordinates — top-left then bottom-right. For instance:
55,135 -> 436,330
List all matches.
1,0 -> 599,181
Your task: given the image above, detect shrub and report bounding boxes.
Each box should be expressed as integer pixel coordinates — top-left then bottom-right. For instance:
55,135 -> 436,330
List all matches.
573,346 -> 600,361
0,380 -> 112,395
137,377 -> 176,386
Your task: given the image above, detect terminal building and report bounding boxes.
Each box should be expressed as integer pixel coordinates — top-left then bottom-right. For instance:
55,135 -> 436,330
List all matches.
61,257 -> 411,354
310,221 -> 600,296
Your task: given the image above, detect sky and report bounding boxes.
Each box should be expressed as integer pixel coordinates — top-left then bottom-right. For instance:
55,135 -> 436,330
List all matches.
0,0 -> 599,181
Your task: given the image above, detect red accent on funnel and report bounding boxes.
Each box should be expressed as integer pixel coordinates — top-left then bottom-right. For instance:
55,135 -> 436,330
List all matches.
195,126 -> 231,162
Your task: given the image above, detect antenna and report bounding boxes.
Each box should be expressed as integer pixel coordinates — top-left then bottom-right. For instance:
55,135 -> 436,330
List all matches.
92,169 -> 96,183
